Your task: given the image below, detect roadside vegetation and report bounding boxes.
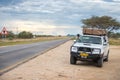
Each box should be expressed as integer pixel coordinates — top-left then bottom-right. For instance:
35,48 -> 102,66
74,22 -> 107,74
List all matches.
109,38 -> 120,45
0,31 -> 68,46
0,36 -> 68,46
108,32 -> 120,45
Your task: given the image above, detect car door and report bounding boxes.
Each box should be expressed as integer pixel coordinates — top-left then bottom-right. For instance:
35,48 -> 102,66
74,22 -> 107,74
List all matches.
103,36 -> 108,57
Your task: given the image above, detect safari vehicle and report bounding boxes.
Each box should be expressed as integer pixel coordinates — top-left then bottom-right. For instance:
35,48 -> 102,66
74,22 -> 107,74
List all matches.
70,28 -> 109,67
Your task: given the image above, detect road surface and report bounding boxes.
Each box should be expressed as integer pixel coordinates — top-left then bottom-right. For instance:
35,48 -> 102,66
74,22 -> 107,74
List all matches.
0,39 -> 68,71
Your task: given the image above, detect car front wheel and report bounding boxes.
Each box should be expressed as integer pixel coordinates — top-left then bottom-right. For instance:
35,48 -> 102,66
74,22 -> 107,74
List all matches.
70,55 -> 76,64
97,57 -> 103,67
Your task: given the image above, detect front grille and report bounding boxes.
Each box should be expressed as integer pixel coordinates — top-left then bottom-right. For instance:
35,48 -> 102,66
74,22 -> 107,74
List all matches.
78,47 -> 92,52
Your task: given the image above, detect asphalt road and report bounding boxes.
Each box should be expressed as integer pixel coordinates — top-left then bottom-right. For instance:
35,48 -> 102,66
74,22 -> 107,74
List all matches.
0,39 -> 69,71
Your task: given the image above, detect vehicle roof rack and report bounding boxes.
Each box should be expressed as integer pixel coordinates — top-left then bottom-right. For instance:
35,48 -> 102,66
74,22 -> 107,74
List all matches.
83,28 -> 107,36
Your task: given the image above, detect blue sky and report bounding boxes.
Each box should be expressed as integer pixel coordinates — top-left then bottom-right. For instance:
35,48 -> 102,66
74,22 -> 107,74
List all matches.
0,0 -> 120,35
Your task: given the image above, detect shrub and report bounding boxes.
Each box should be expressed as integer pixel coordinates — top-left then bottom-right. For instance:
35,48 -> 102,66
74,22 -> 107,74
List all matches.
18,31 -> 33,39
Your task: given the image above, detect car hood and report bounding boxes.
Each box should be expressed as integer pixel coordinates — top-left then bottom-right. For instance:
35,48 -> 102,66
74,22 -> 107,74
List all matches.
73,42 -> 102,49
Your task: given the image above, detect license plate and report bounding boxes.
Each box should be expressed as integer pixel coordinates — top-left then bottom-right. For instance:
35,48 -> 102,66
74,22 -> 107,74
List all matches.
80,53 -> 89,57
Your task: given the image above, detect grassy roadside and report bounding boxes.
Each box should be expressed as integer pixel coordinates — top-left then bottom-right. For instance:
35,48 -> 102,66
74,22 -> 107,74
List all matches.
109,38 -> 120,45
0,37 -> 68,47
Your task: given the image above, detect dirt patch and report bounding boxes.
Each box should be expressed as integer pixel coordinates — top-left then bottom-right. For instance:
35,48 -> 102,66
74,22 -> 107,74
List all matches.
0,41 -> 120,80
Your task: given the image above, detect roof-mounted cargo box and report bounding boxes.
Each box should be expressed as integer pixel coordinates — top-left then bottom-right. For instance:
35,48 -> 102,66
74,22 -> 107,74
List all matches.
83,28 -> 107,36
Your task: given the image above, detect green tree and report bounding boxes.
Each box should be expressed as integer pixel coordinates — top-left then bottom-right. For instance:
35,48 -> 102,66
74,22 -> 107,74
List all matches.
7,31 -> 15,40
18,31 -> 33,39
82,16 -> 120,32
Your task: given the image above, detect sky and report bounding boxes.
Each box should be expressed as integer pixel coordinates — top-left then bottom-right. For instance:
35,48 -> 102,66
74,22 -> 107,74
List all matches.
0,0 -> 120,35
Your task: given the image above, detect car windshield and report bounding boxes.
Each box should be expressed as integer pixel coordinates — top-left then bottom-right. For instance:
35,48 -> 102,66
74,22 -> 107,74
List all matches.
77,36 -> 102,44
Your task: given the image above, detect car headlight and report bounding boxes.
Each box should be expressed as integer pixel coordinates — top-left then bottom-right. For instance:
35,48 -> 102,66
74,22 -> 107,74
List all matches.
71,46 -> 78,52
92,48 -> 101,54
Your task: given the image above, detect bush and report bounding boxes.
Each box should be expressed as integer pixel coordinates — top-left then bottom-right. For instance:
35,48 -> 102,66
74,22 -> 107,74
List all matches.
18,31 -> 33,39
8,37 -> 14,40
7,31 -> 15,39
109,38 -> 120,45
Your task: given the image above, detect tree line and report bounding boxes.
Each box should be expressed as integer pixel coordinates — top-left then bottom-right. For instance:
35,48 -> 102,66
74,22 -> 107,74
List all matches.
1,31 -> 56,40
4,31 -> 33,40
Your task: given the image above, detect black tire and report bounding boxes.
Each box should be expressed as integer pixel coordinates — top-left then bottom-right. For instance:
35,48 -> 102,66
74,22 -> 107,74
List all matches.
70,55 -> 76,64
93,59 -> 98,63
97,58 -> 103,67
104,51 -> 109,62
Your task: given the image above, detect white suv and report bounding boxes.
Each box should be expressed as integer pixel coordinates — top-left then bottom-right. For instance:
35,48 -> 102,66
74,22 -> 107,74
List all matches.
70,35 -> 109,67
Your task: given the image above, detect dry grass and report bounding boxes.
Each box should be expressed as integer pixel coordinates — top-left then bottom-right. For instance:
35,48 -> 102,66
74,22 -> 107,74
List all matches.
0,36 -> 68,46
109,38 -> 120,45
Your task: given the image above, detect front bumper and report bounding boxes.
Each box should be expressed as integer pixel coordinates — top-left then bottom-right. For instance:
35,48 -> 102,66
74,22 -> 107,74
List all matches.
71,52 -> 102,61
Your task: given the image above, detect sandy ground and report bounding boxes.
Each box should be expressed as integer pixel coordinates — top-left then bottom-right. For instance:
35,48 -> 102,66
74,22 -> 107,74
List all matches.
0,41 -> 120,80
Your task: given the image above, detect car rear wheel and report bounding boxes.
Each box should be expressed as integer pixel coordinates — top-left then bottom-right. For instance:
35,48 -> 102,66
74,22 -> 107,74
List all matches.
70,55 -> 76,64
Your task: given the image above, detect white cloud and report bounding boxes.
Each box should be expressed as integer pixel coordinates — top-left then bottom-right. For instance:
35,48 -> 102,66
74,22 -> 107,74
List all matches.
67,14 -> 83,19
113,0 -> 120,2
1,20 -> 82,35
0,0 -> 66,14
0,0 -> 120,35
70,0 -> 104,3
0,0 -> 120,18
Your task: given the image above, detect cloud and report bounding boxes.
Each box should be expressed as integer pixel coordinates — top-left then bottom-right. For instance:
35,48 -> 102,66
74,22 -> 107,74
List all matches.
1,20 -> 82,35
0,0 -> 120,35
113,0 -> 120,2
70,0 -> 105,3
0,0 -> 120,20
0,0 -> 66,14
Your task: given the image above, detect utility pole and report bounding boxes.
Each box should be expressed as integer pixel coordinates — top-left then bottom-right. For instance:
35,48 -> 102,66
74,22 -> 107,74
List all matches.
17,27 -> 18,35
16,27 -> 19,38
